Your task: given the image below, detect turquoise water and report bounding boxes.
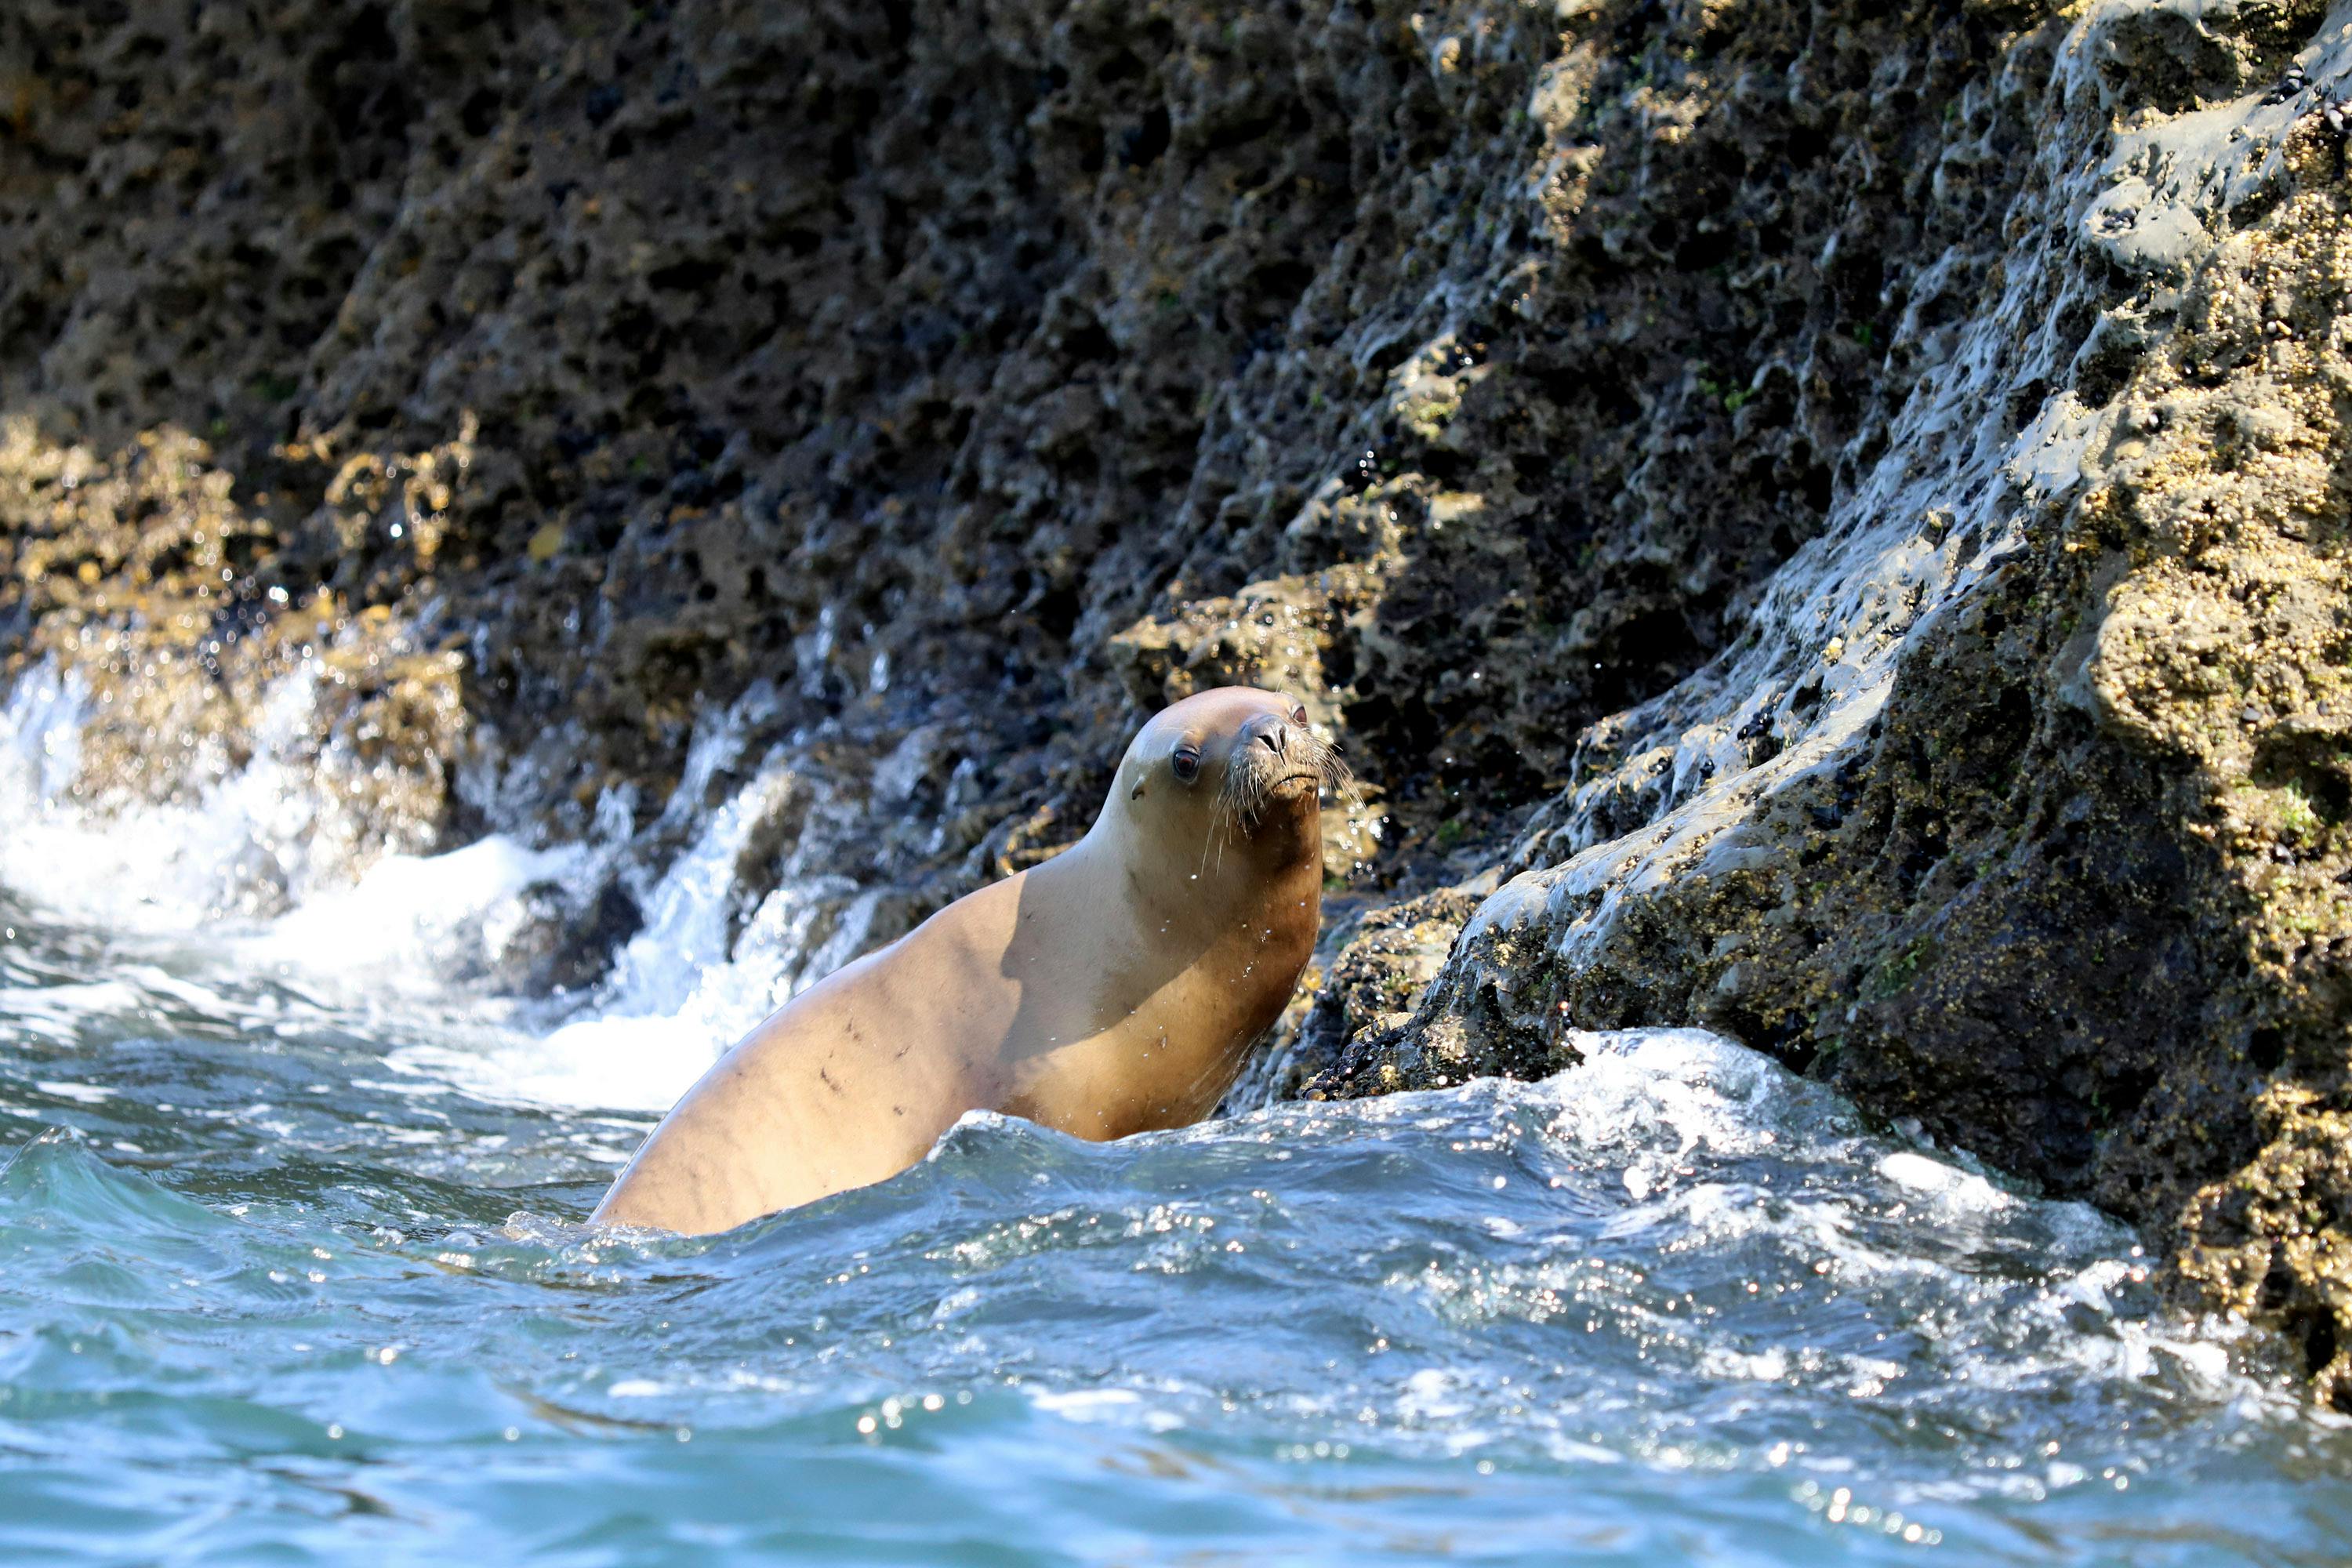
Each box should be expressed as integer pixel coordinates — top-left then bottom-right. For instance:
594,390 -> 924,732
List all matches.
3,901 -> 2350,1566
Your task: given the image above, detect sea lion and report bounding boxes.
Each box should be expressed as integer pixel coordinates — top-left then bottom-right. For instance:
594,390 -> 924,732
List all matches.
592,685 -> 1343,1235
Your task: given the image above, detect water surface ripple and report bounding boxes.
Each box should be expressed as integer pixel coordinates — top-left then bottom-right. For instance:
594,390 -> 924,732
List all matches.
1,909 -> 2347,1566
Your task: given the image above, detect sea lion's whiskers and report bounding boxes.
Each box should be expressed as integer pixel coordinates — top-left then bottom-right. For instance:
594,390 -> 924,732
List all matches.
1218,774 -> 1243,866
1176,1029 -> 1265,1105
1198,786 -> 1232,878
1221,736 -> 1269,827
1315,736 -> 1359,808
1219,724 -> 1352,833
1322,744 -> 1364,826
1203,786 -> 1222,872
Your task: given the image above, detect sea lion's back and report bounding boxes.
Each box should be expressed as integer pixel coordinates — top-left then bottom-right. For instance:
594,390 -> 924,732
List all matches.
589,875 -> 1023,1233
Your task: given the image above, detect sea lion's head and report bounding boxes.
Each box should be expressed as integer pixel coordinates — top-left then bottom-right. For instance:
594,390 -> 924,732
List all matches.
1109,687 -> 1349,877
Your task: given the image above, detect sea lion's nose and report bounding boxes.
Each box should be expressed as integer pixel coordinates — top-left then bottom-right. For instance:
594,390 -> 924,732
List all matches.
1248,715 -> 1288,755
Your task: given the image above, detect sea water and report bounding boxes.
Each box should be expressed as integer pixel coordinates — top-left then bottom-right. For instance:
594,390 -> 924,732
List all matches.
7,915 -> 2352,1566
4,684 -> 2352,1565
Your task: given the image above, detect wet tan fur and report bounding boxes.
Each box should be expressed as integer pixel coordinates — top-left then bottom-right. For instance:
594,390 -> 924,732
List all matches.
592,687 -> 1328,1234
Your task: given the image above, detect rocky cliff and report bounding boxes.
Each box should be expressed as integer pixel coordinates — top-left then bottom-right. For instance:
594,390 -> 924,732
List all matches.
7,0 -> 2352,1396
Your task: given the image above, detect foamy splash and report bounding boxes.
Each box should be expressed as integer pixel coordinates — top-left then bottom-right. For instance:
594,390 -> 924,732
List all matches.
0,665 -> 882,1112
0,664 -> 345,929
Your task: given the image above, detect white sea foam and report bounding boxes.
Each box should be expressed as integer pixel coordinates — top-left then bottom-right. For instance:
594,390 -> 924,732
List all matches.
477,874 -> 869,1110
1337,1025 -> 2270,1432
0,981 -> 149,1047
0,665 -> 884,1112
245,835 -> 594,991
0,665 -> 327,929
405,695 -> 878,1112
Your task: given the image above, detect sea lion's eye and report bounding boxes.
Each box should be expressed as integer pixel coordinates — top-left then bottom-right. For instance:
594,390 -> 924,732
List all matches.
1291,706 -> 1308,727
1171,746 -> 1202,783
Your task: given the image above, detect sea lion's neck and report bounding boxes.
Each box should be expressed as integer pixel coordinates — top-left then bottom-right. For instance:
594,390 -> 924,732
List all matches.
1065,808 -> 1312,945
1036,811 -> 1321,1116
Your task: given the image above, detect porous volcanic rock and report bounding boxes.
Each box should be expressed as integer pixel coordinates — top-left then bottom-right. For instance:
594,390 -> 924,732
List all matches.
7,0 -> 2352,1393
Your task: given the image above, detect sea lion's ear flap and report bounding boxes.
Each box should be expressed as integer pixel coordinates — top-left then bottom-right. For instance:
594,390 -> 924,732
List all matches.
1130,779 -> 1148,800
